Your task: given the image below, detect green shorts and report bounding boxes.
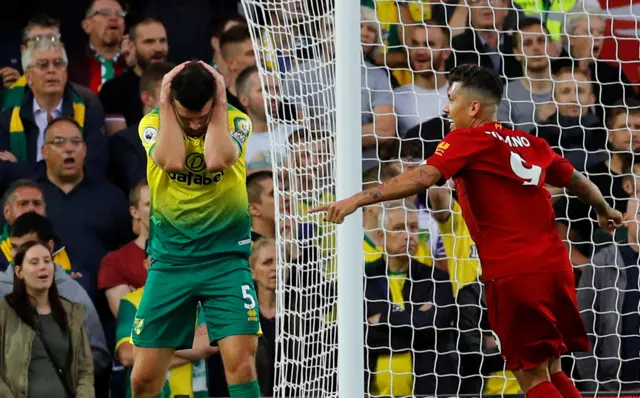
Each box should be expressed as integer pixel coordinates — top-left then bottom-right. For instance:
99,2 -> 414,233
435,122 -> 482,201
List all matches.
131,256 -> 261,349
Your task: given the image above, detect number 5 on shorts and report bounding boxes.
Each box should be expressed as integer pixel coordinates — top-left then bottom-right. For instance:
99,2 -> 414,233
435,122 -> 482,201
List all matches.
242,284 -> 256,309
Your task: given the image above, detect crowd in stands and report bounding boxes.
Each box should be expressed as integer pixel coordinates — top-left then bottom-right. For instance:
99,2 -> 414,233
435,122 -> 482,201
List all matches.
0,0 -> 638,397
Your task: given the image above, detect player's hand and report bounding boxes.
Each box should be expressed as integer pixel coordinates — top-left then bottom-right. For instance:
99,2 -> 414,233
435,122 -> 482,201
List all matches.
597,207 -> 623,233
308,197 -> 359,224
159,61 -> 189,107
197,61 -> 227,108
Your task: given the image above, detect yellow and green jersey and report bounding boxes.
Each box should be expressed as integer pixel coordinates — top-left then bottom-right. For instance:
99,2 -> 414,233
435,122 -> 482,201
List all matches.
363,231 -> 439,266
116,288 -> 208,397
138,106 -> 253,264
371,272 -> 413,396
438,200 -> 481,297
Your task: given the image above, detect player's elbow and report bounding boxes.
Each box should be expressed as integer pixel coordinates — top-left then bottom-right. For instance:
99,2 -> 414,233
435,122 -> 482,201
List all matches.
117,344 -> 134,367
156,157 -> 185,173
205,158 -> 232,173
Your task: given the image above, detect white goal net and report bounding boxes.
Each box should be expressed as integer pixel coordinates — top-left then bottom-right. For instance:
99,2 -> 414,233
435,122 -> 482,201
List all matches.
239,0 -> 640,396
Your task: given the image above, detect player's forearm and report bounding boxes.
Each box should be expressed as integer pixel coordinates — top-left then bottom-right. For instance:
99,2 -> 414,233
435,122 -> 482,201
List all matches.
155,104 -> 186,172
565,170 -> 610,214
428,186 -> 453,223
204,107 -> 236,172
354,164 -> 442,207
174,348 -> 209,362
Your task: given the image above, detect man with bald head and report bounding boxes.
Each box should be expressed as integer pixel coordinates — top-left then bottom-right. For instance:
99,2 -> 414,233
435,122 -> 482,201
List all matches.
37,117 -> 132,299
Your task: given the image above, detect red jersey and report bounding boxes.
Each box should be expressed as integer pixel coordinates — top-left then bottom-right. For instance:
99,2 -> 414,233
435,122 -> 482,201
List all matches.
426,122 -> 575,280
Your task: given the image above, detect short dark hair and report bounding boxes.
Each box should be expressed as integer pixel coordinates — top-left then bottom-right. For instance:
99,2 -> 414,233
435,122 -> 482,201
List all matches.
210,14 -> 247,39
170,61 -> 215,111
22,14 -> 60,43
606,98 -> 640,130
220,25 -> 252,59
44,116 -> 83,141
236,65 -> 259,96
247,170 -> 273,204
2,179 -> 42,208
10,212 -> 56,242
140,61 -> 175,95
513,17 -> 548,49
129,17 -> 163,43
448,64 -> 504,105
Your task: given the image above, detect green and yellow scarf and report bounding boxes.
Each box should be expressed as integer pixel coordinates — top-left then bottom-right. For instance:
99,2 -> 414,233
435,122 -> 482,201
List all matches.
6,77 -> 85,163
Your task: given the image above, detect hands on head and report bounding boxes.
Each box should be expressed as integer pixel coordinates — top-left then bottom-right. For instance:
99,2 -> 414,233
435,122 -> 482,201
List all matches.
159,60 -> 227,108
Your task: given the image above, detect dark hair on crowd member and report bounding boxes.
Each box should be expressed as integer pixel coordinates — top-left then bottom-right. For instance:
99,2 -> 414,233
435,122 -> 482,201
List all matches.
140,62 -> 175,95
210,14 -> 247,40
10,212 -> 56,242
236,65 -> 259,96
448,64 -> 504,105
247,170 -> 273,204
606,97 -> 640,131
6,240 -> 68,333
22,14 -> 61,43
2,179 -> 42,208
219,25 -> 253,58
171,61 -> 215,111
44,116 -> 83,137
512,17 -> 549,49
129,17 -> 162,43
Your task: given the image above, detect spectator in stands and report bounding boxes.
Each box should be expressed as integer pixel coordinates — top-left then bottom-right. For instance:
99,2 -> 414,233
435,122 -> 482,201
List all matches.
116,251 -> 213,397
251,238 -> 277,397
0,212 -> 110,374
237,66 -> 297,171
561,3 -> 637,121
576,197 -> 640,393
98,179 -> 149,317
394,23 -> 450,135
536,65 -> 607,171
220,26 -> 257,112
248,170 -> 276,242
100,18 -> 169,134
38,117 -> 132,299
68,0 -> 127,94
555,99 -> 640,266
456,277 -> 520,395
0,14 -> 61,103
0,241 -> 94,397
446,0 -> 522,79
108,62 -> 173,195
497,17 -> 554,133
1,179 -> 72,274
365,200 -> 457,396
210,15 -> 247,84
0,39 -> 109,193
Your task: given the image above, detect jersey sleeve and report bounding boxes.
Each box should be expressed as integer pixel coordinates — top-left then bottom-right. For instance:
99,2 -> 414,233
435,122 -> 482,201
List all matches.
138,110 -> 160,158
115,296 -> 137,351
545,147 -> 575,188
227,107 -> 252,155
424,129 -> 491,180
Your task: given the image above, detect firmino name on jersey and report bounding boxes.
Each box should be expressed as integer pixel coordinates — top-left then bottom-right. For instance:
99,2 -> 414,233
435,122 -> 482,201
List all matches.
168,171 -> 224,186
485,130 -> 531,148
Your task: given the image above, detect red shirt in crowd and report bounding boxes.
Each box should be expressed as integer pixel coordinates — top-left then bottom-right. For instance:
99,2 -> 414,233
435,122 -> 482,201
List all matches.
98,241 -> 147,290
425,122 -> 575,280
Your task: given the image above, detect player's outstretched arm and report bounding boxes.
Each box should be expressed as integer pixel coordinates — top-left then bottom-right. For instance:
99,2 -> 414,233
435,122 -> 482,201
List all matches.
199,61 -> 240,172
154,62 -> 189,172
309,164 -> 443,224
565,169 -> 624,232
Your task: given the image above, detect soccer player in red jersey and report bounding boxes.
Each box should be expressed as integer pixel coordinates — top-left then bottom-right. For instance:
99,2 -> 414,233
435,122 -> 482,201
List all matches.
310,64 -> 624,398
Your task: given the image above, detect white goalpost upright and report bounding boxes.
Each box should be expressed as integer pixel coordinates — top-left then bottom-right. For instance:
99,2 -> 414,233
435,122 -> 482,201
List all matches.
333,0 -> 365,396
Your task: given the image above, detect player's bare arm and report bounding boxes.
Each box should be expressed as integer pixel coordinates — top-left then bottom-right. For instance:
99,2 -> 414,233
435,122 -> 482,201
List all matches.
564,169 -> 623,232
199,61 -> 240,172
309,164 -> 443,223
428,182 -> 453,224
154,61 -> 189,172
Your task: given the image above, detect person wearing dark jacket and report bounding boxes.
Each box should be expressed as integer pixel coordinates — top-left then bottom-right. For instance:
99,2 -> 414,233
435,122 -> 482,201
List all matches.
364,200 -> 457,397
0,39 -> 108,196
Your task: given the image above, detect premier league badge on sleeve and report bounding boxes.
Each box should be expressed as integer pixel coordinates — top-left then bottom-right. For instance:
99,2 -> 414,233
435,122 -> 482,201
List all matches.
231,117 -> 250,144
143,127 -> 158,145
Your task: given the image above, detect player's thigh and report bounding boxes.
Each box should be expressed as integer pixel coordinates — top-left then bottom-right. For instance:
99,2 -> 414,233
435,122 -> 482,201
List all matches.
512,360 -> 551,393
198,259 -> 261,343
132,262 -> 199,349
131,347 -> 175,384
552,270 -> 590,352
485,273 -> 565,370
218,334 -> 259,376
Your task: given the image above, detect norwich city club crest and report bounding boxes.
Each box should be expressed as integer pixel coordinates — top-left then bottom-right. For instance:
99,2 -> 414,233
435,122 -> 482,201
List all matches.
231,117 -> 250,145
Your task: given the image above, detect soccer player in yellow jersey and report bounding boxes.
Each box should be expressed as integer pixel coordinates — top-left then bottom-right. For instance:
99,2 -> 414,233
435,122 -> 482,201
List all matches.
130,61 -> 261,398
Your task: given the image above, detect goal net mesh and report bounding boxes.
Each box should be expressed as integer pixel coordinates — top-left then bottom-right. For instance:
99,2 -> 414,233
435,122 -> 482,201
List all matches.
239,0 -> 640,396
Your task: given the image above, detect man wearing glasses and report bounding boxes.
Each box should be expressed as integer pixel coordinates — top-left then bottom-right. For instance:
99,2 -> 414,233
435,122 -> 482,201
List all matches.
68,0 -> 128,94
0,38 -> 108,196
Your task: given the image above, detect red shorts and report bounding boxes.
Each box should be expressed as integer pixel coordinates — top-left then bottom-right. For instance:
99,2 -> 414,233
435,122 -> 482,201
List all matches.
485,271 -> 589,371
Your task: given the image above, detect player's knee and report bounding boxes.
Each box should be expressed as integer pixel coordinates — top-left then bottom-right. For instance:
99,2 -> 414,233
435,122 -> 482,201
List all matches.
130,368 -> 165,397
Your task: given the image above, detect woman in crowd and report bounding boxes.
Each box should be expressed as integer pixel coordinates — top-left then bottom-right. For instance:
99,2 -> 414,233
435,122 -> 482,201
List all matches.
0,241 -> 94,397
